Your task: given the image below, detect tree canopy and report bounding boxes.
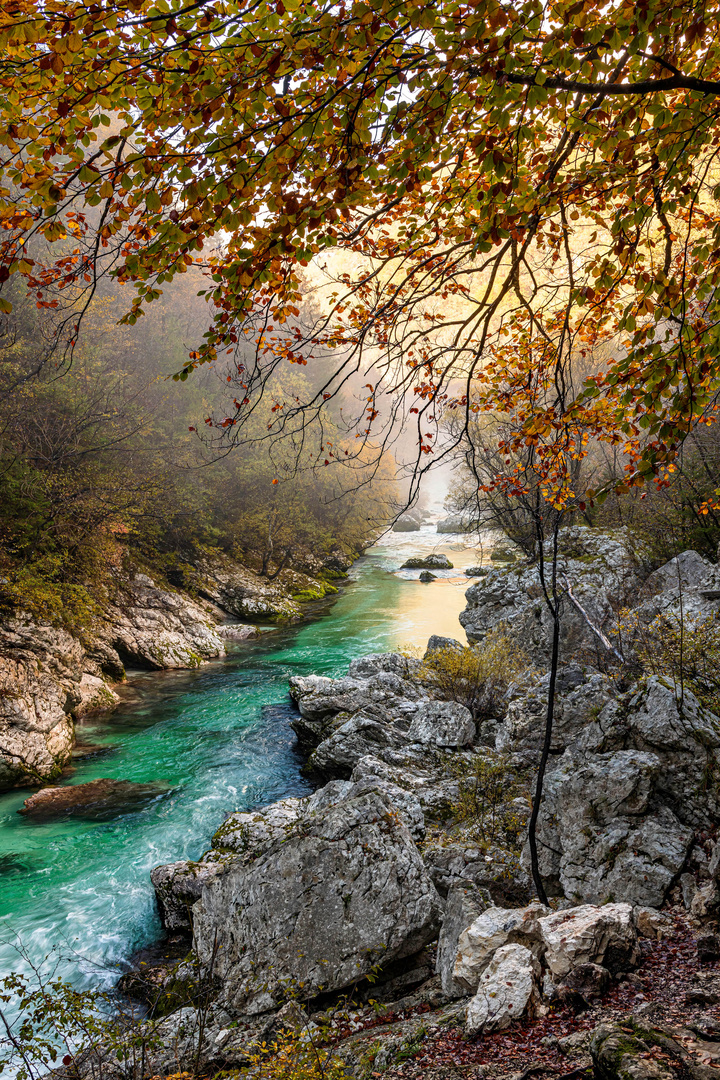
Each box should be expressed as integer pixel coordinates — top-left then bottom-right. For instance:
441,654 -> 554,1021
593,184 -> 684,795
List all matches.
2,0 -> 720,506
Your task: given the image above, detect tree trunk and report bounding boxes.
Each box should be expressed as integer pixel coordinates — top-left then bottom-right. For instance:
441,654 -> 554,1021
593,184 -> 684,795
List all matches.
526,515 -> 562,905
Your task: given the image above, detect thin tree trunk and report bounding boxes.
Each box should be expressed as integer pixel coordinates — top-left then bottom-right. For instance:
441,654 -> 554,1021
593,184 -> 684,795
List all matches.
526,515 -> 562,905
526,604 -> 559,906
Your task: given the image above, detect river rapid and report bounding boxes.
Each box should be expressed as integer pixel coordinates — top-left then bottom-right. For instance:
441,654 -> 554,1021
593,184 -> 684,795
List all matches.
0,527 -> 491,996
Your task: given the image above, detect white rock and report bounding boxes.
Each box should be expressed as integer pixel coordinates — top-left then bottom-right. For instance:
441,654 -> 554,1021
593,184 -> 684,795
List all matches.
539,903 -> 638,979
452,902 -> 548,992
465,943 -> 539,1035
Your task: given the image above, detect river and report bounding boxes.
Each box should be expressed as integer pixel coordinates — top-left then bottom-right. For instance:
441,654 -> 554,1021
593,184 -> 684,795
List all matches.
0,526 -> 490,996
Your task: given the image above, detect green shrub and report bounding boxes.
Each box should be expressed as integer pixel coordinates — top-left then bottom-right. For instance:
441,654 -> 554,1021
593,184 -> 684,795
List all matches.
449,752 -> 527,849
619,610 -> 720,714
418,628 -> 528,719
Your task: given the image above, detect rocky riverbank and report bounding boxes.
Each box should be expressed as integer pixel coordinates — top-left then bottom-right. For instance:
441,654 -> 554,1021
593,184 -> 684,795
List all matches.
82,525 -> 720,1080
0,547 -> 352,790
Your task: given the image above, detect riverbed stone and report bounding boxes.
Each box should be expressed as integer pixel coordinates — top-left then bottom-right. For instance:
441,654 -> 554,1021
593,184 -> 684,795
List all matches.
19,777 -> 172,820
192,791 -> 443,1014
401,555 -> 454,570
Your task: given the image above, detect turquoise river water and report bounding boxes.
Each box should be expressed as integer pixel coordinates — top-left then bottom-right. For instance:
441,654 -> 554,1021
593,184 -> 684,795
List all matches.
0,527 -> 489,996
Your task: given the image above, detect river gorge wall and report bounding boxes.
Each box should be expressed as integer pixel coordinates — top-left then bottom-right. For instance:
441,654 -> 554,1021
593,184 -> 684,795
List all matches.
0,547 -> 352,790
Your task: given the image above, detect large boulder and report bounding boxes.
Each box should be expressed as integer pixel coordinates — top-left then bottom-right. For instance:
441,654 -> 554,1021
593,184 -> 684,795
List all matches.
465,943 -> 540,1036
407,701 -> 476,748
151,856 -> 227,932
538,903 -> 639,979
289,668 -> 426,722
634,550 -> 720,627
0,617 -> 120,789
211,797 -> 304,855
527,747 -> 692,906
580,676 -> 720,828
459,526 -> 647,664
497,671 -> 614,764
193,549 -> 302,621
192,792 -> 443,1014
422,841 -> 530,906
350,754 -> 461,822
305,775 -> 425,839
436,885 -> 490,997
98,573 -> 227,670
519,674 -> 718,907
437,516 -> 475,534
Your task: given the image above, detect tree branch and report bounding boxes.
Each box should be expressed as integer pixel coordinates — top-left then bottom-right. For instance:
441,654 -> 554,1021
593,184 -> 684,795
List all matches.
500,71 -> 720,97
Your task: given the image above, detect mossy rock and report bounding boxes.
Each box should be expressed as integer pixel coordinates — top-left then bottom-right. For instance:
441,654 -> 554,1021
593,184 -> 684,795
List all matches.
292,582 -> 339,603
591,1017 -> 712,1080
319,567 -> 349,581
490,548 -> 517,563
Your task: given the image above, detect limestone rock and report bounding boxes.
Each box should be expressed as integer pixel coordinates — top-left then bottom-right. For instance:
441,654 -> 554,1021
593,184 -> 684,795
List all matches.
497,671 -> 614,764
590,1017 -> 713,1080
289,669 -> 426,722
151,856 -> 227,932
465,943 -> 540,1035
539,903 -> 639,979
556,962 -> 610,1009
436,885 -> 491,998
452,902 -> 549,993
527,748 -> 691,906
305,775 -> 425,839
634,550 -> 720,628
192,792 -> 443,1013
407,701 -> 476,748
308,714 -> 410,779
347,653 -> 422,680
437,516 -> 475,534
97,573 -> 226,670
211,797 -> 304,856
424,636 -> 464,656
0,617 -> 110,789
422,841 -> 529,906
460,526 -> 646,663
350,755 -> 461,823
194,549 -> 302,621
633,907 -> 673,940
606,677 -> 720,828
